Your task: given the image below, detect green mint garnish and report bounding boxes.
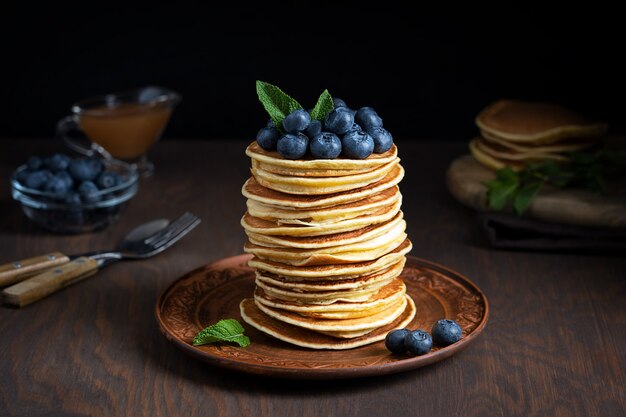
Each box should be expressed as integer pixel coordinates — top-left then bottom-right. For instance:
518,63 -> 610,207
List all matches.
485,148 -> 626,215
256,80 -> 303,132
192,318 -> 250,347
309,89 -> 334,122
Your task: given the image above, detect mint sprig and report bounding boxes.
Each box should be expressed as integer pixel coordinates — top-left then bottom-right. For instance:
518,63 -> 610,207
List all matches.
309,89 -> 334,122
256,81 -> 303,132
192,318 -> 250,347
485,148 -> 626,215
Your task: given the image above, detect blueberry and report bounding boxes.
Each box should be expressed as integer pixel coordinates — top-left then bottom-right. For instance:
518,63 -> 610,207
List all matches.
78,180 -> 100,203
333,97 -> 347,108
368,126 -> 394,153
69,159 -> 99,181
341,130 -> 374,159
44,153 -> 71,172
277,133 -> 309,160
267,118 -> 275,128
56,171 -> 74,188
324,107 -> 354,135
346,122 -> 362,133
96,172 -> 121,189
16,169 -> 31,185
355,107 -> 383,130
256,127 -> 280,151
44,174 -> 71,198
64,191 -> 82,206
385,328 -> 411,354
24,170 -> 53,190
283,109 -> 311,133
27,156 -> 43,170
303,120 -> 322,139
310,132 -> 342,159
432,319 -> 462,346
86,158 -> 103,178
405,330 -> 433,356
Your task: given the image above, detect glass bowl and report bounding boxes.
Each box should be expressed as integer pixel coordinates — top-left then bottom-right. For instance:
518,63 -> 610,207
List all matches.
10,159 -> 139,233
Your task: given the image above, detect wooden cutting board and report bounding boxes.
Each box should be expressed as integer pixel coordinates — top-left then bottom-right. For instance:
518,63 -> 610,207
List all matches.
446,155 -> 626,229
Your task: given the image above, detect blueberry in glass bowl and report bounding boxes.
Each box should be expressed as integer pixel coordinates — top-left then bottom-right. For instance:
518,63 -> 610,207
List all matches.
10,155 -> 139,234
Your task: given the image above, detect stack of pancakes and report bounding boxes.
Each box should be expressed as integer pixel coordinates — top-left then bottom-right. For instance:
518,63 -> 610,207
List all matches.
239,142 -> 416,349
469,100 -> 608,170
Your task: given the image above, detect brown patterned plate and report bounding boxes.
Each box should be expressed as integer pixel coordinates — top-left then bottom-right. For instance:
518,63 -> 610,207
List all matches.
155,254 -> 489,379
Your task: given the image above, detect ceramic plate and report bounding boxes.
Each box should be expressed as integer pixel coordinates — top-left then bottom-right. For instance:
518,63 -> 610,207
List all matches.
155,254 -> 488,379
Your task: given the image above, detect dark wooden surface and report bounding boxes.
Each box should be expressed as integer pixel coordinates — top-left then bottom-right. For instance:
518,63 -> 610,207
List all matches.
1,139 -> 624,417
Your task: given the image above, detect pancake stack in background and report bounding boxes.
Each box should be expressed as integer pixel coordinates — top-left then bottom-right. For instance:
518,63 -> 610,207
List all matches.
469,100 -> 608,170
239,142 -> 416,349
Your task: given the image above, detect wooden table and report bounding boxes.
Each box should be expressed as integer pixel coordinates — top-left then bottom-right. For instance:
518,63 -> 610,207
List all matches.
1,139 -> 624,417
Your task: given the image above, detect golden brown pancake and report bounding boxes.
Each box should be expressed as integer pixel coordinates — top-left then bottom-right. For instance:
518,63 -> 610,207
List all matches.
239,295 -> 416,349
469,138 -> 524,171
241,164 -> 404,209
476,99 -> 608,144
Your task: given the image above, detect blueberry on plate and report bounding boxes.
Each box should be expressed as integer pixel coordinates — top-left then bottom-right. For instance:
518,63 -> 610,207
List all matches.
324,107 -> 354,135
310,132 -> 342,159
44,153 -> 71,172
385,328 -> 411,354
431,319 -> 462,346
341,130 -> 374,159
256,126 -> 280,150
368,126 -> 394,153
355,107 -> 383,130
97,172 -> 121,189
333,97 -> 347,108
283,109 -> 311,133
405,330 -> 432,356
277,133 -> 309,160
24,170 -> 53,190
304,120 -> 322,139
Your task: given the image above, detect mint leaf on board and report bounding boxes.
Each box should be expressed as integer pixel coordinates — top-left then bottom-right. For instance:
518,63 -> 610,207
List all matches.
310,89 -> 334,122
256,81 -> 303,132
192,318 -> 250,347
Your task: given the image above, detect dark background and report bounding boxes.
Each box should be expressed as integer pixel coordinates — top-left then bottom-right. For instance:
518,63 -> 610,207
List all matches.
1,3 -> 624,141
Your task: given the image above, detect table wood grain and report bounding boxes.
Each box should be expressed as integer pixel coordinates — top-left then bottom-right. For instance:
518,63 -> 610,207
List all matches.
1,138 -> 624,417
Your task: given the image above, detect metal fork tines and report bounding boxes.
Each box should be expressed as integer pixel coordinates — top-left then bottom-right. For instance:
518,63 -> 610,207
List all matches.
143,212 -> 201,254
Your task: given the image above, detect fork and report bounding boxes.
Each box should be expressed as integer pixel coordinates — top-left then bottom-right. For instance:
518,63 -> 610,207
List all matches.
2,212 -> 201,307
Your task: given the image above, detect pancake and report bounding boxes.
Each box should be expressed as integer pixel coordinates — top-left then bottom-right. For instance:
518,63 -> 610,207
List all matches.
241,164 -> 404,209
480,129 -> 597,154
248,238 -> 412,279
246,141 -> 399,170
253,279 -> 406,319
251,159 -> 400,195
246,214 -> 405,249
244,229 -> 407,266
469,138 -> 524,171
474,137 -> 568,163
241,201 -> 402,237
254,276 -> 395,304
254,290 -> 407,332
476,100 -> 608,144
240,295 -> 416,349
246,186 -> 401,226
255,258 -> 406,290
251,159 -> 377,177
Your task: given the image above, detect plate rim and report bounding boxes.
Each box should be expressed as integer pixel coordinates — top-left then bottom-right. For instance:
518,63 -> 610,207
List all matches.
155,254 -> 489,379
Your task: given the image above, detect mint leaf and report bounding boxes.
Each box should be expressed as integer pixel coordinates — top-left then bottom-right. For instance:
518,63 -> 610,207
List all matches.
513,182 -> 542,215
193,318 -> 250,347
310,89 -> 334,122
256,81 -> 303,132
485,167 -> 519,210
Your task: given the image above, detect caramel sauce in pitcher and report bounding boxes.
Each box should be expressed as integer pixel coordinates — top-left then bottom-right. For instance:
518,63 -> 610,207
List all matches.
79,103 -> 172,160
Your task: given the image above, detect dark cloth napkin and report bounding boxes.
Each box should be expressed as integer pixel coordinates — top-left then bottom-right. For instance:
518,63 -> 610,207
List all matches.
478,212 -> 626,252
